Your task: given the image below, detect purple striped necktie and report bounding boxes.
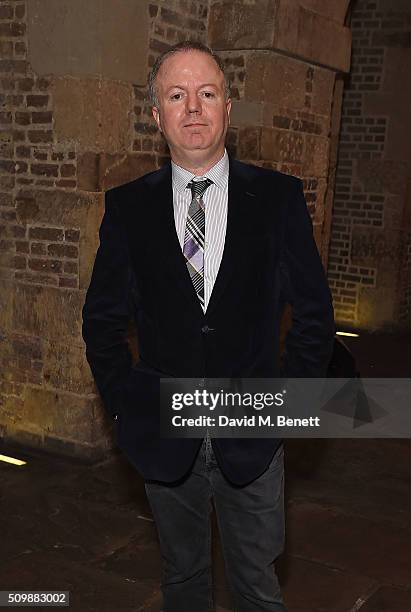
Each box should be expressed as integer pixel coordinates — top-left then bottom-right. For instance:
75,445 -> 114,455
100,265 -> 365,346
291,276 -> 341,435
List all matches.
183,178 -> 213,308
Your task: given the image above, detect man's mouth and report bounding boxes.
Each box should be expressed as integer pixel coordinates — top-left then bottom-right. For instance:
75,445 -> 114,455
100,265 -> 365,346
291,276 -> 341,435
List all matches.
184,123 -> 207,127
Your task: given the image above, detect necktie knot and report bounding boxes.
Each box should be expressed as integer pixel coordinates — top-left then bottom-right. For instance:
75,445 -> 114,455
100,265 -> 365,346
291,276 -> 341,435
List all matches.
187,178 -> 213,200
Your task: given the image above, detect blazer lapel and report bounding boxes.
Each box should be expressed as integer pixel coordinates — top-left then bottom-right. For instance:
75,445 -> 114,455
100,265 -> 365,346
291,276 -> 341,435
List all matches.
147,162 -> 205,316
206,157 -> 256,316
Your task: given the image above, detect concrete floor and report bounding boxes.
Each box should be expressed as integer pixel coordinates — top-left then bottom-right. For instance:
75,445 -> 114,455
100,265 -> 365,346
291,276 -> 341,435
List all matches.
1,330 -> 411,611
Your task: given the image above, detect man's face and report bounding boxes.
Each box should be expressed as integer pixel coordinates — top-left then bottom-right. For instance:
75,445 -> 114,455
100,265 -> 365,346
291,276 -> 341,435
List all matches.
152,50 -> 231,166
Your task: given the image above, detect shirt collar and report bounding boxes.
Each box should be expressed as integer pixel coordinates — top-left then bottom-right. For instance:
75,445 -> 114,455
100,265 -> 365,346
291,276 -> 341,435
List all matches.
172,148 -> 229,194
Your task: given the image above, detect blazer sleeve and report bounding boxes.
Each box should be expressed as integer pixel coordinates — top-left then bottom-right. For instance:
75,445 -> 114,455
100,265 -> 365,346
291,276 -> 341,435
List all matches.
281,177 -> 335,378
81,188 -> 136,419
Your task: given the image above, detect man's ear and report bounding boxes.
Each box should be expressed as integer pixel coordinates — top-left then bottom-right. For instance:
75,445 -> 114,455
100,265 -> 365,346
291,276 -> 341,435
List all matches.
152,106 -> 162,132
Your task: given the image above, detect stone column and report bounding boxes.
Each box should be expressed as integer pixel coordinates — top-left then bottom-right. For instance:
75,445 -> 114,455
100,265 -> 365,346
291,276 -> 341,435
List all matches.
208,0 -> 352,259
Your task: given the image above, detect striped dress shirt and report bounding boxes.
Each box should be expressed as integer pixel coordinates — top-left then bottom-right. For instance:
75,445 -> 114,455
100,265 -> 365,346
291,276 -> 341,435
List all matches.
171,149 -> 229,312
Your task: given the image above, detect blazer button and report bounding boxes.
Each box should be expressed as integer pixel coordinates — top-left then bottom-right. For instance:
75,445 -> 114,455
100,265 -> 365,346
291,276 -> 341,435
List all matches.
201,325 -> 215,333
112,413 -> 119,421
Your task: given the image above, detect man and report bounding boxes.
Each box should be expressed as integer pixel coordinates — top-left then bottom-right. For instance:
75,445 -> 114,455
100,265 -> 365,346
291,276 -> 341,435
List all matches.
82,41 -> 335,611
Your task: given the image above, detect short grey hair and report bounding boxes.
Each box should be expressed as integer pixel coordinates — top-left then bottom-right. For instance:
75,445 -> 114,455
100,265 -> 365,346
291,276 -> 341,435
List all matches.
148,41 -> 230,107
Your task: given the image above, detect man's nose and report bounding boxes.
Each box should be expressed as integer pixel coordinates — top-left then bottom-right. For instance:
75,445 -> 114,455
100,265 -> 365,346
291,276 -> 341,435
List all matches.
185,92 -> 202,114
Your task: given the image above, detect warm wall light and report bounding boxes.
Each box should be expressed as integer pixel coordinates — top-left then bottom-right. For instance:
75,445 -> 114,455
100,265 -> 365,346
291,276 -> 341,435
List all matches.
0,454 -> 27,466
336,331 -> 359,338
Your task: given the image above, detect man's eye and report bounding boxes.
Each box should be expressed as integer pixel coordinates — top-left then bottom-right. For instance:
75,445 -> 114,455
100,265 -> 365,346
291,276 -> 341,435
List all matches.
202,91 -> 215,98
170,93 -> 183,100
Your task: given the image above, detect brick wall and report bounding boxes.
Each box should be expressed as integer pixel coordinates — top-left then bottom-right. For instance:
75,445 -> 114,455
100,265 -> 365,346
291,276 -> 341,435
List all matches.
0,0 -> 211,456
0,2 -> 83,445
0,2 -> 79,286
329,0 -> 411,329
399,233 -> 411,323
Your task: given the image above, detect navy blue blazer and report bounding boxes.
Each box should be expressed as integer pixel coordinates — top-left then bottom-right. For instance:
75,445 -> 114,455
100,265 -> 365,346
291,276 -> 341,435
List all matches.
82,156 -> 335,484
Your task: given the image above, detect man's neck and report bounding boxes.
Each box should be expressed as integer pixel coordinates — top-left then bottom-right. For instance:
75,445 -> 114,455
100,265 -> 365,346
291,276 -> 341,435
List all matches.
171,149 -> 226,176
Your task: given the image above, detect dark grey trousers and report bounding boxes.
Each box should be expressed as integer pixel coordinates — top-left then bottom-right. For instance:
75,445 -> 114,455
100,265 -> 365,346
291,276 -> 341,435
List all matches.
145,435 -> 285,612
